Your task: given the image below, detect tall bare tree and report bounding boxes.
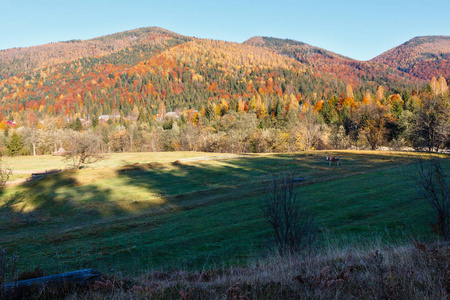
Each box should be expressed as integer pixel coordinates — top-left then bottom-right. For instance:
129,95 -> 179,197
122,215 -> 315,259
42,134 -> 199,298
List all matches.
64,131 -> 104,169
20,127 -> 40,156
296,108 -> 322,151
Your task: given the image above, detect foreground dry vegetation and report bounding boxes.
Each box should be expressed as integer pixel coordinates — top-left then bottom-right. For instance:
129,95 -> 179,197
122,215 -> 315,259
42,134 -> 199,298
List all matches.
2,241 -> 449,299
97,242 -> 450,299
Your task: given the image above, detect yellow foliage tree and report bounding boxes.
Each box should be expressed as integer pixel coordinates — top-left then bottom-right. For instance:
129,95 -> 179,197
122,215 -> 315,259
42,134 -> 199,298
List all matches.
345,84 -> 354,99
238,98 -> 245,113
430,76 -> 438,96
437,76 -> 448,96
288,94 -> 299,110
375,86 -> 384,102
362,90 -> 372,104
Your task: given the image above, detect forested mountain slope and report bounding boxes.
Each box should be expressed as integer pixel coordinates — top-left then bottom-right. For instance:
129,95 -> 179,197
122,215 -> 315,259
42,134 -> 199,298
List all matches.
244,36 -> 423,89
1,31 -> 435,122
0,27 -> 191,80
371,36 -> 450,80
0,28 -> 448,139
1,38 -> 361,120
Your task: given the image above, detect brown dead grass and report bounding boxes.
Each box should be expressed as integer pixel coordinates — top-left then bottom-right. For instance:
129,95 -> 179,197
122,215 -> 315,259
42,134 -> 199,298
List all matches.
10,241 -> 445,299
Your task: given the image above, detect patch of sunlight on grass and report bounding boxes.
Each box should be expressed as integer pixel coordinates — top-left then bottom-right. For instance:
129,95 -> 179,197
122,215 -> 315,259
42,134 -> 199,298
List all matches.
2,151 -> 231,173
117,197 -> 167,213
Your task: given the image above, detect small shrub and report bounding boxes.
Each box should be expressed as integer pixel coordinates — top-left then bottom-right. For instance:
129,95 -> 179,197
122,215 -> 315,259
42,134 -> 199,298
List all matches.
0,159 -> 12,190
0,247 -> 18,298
413,158 -> 450,240
261,171 -> 317,255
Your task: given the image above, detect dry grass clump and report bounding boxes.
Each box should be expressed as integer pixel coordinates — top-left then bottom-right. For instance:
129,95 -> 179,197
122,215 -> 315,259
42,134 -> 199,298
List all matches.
59,241 -> 449,299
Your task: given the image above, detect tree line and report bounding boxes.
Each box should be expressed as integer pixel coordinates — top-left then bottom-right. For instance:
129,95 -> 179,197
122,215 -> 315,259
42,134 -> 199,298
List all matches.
0,76 -> 448,158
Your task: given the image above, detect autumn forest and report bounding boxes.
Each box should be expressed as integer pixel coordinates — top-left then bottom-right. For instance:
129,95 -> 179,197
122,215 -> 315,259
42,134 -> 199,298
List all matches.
0,27 -> 449,157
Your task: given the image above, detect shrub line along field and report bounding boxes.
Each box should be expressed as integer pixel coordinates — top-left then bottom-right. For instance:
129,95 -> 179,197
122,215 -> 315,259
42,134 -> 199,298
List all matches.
0,150 -> 448,276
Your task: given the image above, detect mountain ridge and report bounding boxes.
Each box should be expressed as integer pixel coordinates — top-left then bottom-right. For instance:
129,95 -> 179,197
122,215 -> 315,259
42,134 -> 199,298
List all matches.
371,35 -> 450,80
243,36 -> 351,60
0,27 -> 192,79
1,26 -> 449,83
243,35 -> 423,88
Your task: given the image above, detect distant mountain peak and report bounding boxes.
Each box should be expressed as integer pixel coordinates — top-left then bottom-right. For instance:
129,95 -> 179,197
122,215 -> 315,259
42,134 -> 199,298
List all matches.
244,36 -> 307,47
0,26 -> 191,79
408,35 -> 450,41
243,36 -> 266,46
90,26 -> 185,42
372,35 -> 450,79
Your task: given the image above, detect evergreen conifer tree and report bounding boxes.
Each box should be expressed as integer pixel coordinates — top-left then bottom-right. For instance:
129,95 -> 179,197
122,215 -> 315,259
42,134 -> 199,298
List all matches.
8,132 -> 23,156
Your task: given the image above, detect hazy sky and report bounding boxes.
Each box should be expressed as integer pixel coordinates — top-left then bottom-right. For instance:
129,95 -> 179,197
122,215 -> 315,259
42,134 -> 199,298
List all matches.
1,0 -> 449,60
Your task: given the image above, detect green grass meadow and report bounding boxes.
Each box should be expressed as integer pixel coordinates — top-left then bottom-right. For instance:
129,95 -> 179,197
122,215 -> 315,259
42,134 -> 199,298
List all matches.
0,151 -> 448,275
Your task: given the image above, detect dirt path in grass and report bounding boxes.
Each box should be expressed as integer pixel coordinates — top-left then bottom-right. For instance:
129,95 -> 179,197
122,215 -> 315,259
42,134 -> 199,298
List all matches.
6,169 -> 66,186
6,178 -> 28,186
177,154 -> 245,162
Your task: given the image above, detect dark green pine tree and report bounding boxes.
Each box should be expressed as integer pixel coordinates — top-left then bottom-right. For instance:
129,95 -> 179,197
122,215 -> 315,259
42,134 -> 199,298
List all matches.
92,114 -> 99,128
8,132 -> 23,156
72,118 -> 83,131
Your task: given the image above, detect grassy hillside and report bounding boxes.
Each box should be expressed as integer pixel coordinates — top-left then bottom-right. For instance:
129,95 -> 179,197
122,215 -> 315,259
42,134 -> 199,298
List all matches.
1,151 -> 448,277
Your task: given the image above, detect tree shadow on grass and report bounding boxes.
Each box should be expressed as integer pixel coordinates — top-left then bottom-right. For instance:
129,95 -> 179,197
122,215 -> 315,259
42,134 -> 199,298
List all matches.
0,152 -> 419,229
112,152 -> 436,238
112,153 -> 405,270
1,152 -> 437,274
0,171 -> 124,228
114,156 -> 312,211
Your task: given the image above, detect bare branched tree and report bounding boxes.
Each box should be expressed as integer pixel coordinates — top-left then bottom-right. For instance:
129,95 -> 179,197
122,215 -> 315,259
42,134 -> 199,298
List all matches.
262,171 -> 316,254
64,131 -> 104,169
296,109 -> 323,151
413,158 -> 449,240
408,97 -> 449,152
0,159 -> 12,190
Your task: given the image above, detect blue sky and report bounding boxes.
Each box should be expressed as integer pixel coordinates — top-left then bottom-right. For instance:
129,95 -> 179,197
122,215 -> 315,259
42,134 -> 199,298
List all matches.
1,0 -> 449,60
